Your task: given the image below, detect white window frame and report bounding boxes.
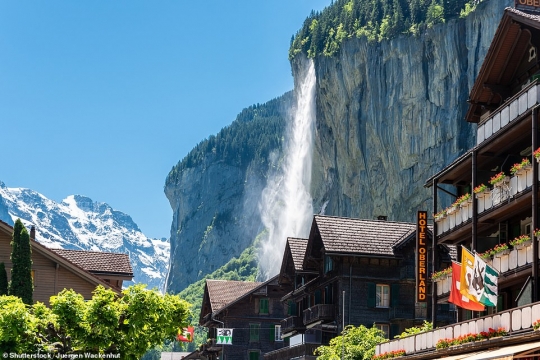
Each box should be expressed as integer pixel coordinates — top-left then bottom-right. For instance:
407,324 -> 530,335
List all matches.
376,284 -> 390,308
275,325 -> 283,341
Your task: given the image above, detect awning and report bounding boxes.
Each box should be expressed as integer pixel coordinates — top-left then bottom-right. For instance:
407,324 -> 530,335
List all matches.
462,340 -> 540,360
436,351 -> 490,360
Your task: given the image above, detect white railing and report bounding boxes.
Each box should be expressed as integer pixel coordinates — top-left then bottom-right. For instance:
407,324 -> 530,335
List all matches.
376,302 -> 540,355
477,82 -> 539,146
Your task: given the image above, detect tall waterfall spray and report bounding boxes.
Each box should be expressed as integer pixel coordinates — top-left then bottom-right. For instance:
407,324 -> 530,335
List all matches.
258,59 -> 316,279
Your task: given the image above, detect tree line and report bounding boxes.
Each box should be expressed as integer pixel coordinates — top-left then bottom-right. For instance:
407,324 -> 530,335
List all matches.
289,0 -> 483,59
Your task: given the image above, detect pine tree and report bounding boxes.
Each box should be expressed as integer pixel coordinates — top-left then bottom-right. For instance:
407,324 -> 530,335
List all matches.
0,262 -> 7,295
8,219 -> 33,304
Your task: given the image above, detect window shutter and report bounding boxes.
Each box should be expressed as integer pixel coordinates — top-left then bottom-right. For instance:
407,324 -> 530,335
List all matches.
367,283 -> 376,308
269,324 -> 275,341
390,284 -> 400,306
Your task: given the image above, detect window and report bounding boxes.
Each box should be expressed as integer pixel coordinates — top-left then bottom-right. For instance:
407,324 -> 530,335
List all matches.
375,324 -> 390,338
376,284 -> 390,308
249,323 -> 260,342
259,298 -> 269,314
274,325 -> 282,341
324,255 -> 334,273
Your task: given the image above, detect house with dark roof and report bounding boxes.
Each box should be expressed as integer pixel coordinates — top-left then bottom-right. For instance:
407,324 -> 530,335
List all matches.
0,220 -> 133,303
265,215 -> 454,360
196,276 -> 292,360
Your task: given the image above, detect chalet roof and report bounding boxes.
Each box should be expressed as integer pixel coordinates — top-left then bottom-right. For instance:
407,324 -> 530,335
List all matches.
0,220 -> 124,293
288,237 -> 308,271
51,249 -> 133,276
466,7 -> 540,122
313,215 -> 419,256
206,279 -> 262,313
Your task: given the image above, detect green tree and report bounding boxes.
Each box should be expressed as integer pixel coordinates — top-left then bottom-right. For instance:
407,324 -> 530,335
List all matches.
0,285 -> 191,358
394,320 -> 433,339
0,263 -> 7,295
315,325 -> 386,360
8,219 -> 33,304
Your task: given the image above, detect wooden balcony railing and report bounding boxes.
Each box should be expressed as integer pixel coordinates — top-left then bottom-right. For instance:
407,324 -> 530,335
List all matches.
281,315 -> 304,334
303,304 -> 335,325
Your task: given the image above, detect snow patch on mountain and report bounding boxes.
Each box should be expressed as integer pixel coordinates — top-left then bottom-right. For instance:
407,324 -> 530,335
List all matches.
0,181 -> 169,291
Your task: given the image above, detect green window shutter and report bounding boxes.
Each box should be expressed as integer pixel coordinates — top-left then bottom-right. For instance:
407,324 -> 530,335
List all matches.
260,298 -> 269,314
269,324 -> 275,341
367,283 -> 376,308
390,284 -> 400,307
249,351 -> 260,360
315,289 -> 322,304
250,324 -> 260,342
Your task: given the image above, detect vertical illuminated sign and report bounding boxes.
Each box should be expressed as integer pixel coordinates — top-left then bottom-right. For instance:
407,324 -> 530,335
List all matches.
416,210 -> 428,302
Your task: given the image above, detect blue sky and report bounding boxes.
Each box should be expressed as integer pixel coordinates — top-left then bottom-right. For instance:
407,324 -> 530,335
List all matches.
0,1 -> 330,239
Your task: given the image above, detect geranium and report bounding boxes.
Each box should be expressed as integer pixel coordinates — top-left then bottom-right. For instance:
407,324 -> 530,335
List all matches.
452,193 -> 471,208
533,320 -> 540,330
509,234 -> 531,247
487,243 -> 509,257
534,229 -> 540,238
431,267 -> 452,281
473,184 -> 488,194
436,328 -> 508,349
373,350 -> 406,359
534,147 -> 540,161
489,172 -> 507,185
479,251 -> 492,261
434,209 -> 447,221
510,158 -> 531,175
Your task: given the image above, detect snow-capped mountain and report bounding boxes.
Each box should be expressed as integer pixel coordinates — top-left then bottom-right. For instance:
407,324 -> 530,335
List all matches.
0,181 -> 169,291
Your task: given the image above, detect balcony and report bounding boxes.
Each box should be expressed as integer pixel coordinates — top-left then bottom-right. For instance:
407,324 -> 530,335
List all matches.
389,306 -> 414,320
477,81 -> 539,146
263,343 -> 319,360
281,315 -> 305,335
303,304 -> 335,325
375,301 -> 540,357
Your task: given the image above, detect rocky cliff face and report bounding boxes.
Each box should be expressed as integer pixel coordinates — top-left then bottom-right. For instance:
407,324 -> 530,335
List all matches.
307,0 -> 511,222
165,0 -> 513,292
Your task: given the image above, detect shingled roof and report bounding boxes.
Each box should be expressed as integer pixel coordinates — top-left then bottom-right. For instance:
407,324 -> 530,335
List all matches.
52,249 -> 133,276
288,237 -> 308,271
206,279 -> 262,313
313,215 -> 418,256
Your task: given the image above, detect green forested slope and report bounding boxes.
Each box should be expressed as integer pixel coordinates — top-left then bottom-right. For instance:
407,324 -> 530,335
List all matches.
289,0 -> 483,58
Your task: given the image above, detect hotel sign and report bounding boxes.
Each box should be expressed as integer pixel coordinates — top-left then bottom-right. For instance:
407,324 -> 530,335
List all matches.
416,211 -> 428,302
515,0 -> 540,12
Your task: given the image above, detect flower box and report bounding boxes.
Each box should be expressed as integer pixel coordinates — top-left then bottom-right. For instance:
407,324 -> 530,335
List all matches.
494,249 -> 510,258
514,240 -> 532,250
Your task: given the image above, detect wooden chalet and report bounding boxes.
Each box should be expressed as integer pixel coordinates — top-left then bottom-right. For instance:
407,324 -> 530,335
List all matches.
376,4 -> 540,359
197,276 -> 291,360
265,215 -> 455,360
0,220 -> 133,302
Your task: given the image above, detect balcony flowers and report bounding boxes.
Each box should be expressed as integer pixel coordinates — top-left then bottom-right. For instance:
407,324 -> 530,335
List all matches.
431,267 -> 451,281
454,193 -> 472,207
534,147 -> 540,162
509,234 -> 532,248
435,328 -> 508,349
533,320 -> 540,331
510,158 -> 531,175
489,171 -> 508,186
473,183 -> 488,194
434,209 -> 447,221
373,350 -> 406,359
489,243 -> 510,257
534,229 -> 540,238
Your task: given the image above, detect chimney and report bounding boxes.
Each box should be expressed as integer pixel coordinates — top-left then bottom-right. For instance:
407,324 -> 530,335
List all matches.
30,226 -> 36,240
377,215 -> 388,221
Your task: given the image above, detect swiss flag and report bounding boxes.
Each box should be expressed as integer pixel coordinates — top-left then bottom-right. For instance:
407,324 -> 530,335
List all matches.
177,326 -> 194,342
448,262 -> 485,311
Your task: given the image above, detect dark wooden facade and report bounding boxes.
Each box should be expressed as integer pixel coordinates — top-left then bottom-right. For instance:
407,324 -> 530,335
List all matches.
427,6 -> 540,320
198,276 -> 292,360
266,216 -> 455,360
0,220 -> 131,303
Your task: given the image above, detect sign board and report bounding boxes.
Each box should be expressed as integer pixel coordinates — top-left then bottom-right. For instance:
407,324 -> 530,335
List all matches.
416,210 -> 428,302
216,328 -> 233,345
515,0 -> 540,12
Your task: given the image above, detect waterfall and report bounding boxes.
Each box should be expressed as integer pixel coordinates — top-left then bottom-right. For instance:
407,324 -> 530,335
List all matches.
258,59 -> 316,279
